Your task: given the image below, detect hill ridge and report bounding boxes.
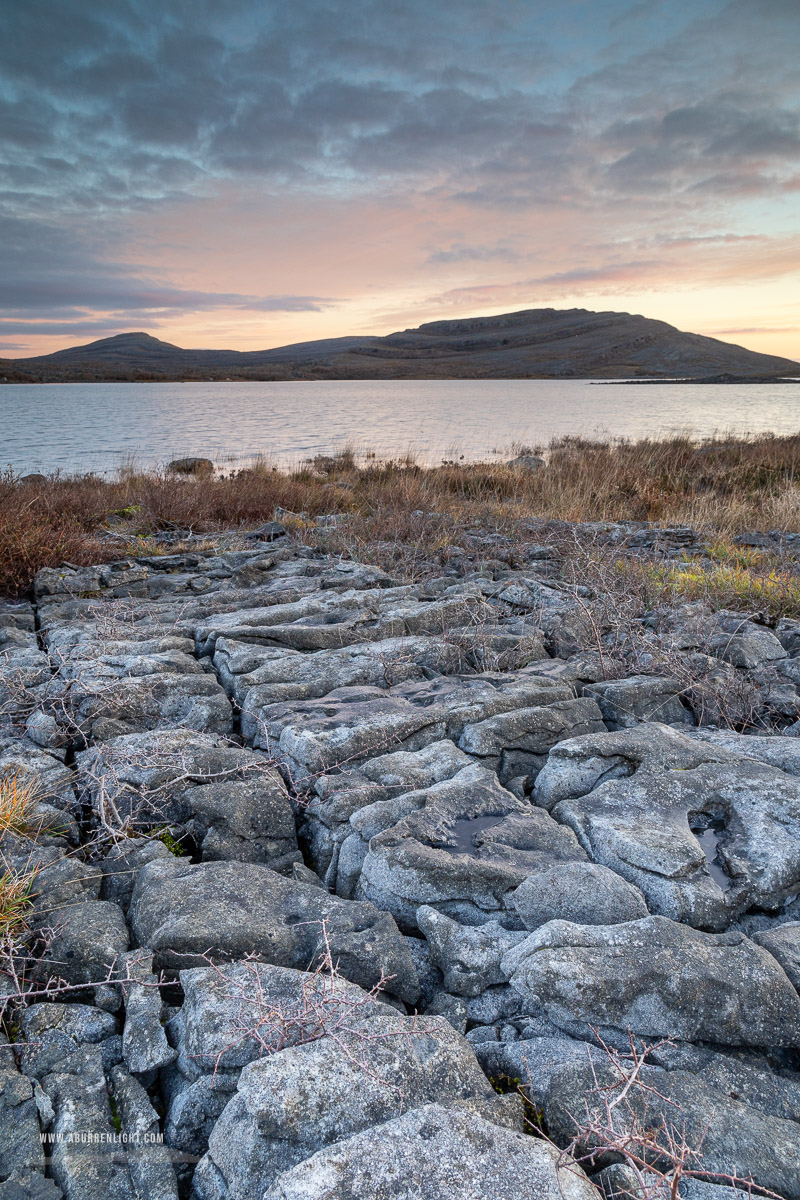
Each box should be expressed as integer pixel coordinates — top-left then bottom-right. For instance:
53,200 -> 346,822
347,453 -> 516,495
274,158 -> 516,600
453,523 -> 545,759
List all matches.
1,307 -> 796,382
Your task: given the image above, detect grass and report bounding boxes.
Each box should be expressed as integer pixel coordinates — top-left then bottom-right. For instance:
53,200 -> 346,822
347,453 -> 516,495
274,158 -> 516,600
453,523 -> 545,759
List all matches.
0,865 -> 36,939
0,773 -> 42,837
4,431 -> 800,600
636,560 -> 800,619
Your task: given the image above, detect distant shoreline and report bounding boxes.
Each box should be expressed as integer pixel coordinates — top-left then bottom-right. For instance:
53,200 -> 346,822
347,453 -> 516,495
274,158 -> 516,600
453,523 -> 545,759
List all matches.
3,373 -> 800,385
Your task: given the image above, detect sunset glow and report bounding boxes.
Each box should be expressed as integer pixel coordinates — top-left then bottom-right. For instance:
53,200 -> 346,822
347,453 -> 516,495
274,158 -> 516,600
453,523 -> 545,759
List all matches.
2,0 -> 799,360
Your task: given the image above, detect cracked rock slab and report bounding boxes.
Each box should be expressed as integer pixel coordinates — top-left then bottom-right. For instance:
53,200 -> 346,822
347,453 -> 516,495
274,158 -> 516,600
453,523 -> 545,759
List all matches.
261,1103 -> 596,1200
129,857 -> 419,1003
501,914 -> 800,1047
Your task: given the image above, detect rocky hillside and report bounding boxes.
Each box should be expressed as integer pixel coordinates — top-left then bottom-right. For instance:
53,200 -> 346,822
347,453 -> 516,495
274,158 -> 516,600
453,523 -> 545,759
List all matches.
2,522 -> 800,1197
2,307 -> 797,380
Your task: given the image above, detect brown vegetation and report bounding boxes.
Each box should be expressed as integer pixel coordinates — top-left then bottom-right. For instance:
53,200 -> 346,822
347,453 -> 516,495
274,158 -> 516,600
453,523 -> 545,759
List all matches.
4,431 -> 800,599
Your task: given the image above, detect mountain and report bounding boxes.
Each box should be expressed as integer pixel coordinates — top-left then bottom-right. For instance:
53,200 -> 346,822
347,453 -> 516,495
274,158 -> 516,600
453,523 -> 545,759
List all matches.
1,308 -> 796,382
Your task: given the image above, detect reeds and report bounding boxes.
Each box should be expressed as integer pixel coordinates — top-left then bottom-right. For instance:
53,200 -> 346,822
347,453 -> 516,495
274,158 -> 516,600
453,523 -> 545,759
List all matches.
4,432 -> 800,597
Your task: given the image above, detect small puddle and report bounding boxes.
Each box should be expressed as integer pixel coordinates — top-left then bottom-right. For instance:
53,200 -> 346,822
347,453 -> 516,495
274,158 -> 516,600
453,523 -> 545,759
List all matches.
438,815 -> 505,855
690,818 -> 731,891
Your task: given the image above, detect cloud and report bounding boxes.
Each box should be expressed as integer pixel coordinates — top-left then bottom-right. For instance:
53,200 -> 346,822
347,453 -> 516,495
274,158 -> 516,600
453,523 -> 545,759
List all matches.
0,214 -> 338,319
426,242 -> 520,264
1,0 -> 799,352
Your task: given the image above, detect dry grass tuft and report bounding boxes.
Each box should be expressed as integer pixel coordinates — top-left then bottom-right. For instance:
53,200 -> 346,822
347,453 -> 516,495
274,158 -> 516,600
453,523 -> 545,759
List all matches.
0,864 -> 36,940
4,431 -> 800,596
0,773 -> 41,837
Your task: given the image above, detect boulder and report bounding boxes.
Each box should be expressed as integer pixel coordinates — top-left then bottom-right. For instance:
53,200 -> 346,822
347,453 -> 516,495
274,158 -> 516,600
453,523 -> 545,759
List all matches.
246,687 -> 448,778
301,740 -> 474,888
502,915 -> 800,1046
356,764 -> 587,928
109,1066 -> 179,1199
507,862 -> 649,930
195,1013 -> 520,1199
215,634 -> 461,707
170,961 -> 393,1084
119,951 -> 176,1076
37,1042 -> 135,1200
545,1056 -> 800,1200
535,723 -> 800,929
752,921 -> 800,990
583,675 -> 692,728
60,671 -> 233,743
708,618 -> 786,669
261,1103 -> 596,1200
457,696 -> 605,760
417,906 -> 526,997
40,900 -> 129,987
79,731 -> 296,869
0,1070 -> 48,1192
128,857 -> 419,1002
167,457 -> 214,475
506,455 -> 546,471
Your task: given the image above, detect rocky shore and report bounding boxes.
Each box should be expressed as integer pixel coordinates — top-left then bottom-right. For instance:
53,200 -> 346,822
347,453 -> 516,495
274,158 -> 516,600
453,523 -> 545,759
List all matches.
2,519 -> 800,1198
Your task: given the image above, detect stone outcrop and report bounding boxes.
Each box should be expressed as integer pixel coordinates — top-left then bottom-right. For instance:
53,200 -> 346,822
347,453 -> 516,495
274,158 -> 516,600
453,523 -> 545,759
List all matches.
2,526 -> 800,1198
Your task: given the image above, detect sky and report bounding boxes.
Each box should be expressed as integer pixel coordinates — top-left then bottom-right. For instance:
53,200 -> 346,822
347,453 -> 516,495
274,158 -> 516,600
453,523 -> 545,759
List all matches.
2,0 -> 800,360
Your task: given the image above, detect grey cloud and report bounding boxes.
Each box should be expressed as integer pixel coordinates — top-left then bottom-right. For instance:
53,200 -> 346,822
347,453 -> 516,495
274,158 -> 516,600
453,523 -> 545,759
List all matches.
0,215 -> 337,317
0,320 -> 157,337
537,260 -> 660,286
1,0 -> 799,323
427,243 -> 520,264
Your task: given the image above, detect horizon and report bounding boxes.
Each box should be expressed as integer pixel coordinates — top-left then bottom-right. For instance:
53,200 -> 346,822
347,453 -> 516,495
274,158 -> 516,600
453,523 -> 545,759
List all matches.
2,1 -> 799,361
3,304 -> 800,365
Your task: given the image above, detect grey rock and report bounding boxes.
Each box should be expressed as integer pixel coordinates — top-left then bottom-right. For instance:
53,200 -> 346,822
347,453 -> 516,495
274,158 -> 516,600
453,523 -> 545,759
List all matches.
109,1066 -> 179,1200
404,936 -> 443,1007
167,457 -> 213,475
196,1012 -> 520,1199
246,522 -> 287,541
0,1070 -> 46,1185
507,454 -> 546,471
708,618 -> 786,669
417,906 -> 526,996
392,671 -> 574,741
248,687 -> 447,776
61,671 -> 232,743
502,915 -> 800,1046
163,1072 -> 236,1161
0,738 -> 76,812
99,838 -> 172,912
475,1034 -> 605,1105
261,1103 -> 596,1200
171,960 -> 392,1084
129,857 -> 419,1002
507,862 -> 649,930
423,991 -> 469,1033
357,764 -> 586,928
20,1005 -> 119,1079
457,696 -> 605,759
78,729 -> 280,835
39,1043 -> 135,1200
752,921 -> 800,989
40,900 -> 129,986
217,633 -> 461,708
583,675 -> 692,728
597,1163 -> 742,1200
535,723 -> 800,929
119,951 -> 176,1075
187,773 -> 299,869
302,739 -> 475,888
545,1056 -> 800,1200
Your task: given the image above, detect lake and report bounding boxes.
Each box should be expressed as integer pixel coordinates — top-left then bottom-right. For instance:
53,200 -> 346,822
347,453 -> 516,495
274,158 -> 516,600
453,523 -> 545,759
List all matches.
3,377 -> 800,476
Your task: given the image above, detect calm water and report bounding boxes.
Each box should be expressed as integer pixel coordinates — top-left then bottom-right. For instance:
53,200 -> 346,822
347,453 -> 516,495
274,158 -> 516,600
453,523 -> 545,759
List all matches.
3,378 -> 800,476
